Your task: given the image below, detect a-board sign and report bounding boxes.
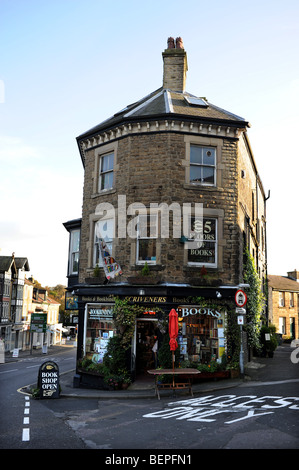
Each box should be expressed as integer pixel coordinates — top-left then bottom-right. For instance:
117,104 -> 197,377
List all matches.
38,361 -> 60,399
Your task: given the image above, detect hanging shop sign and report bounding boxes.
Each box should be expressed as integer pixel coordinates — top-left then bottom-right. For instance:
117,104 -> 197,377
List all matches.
38,361 -> 60,399
178,306 -> 221,318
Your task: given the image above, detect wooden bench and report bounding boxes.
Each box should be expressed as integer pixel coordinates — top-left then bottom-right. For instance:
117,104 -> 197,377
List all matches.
148,368 -> 201,400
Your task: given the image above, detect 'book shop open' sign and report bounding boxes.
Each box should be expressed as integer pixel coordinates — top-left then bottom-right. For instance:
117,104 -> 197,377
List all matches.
38,361 -> 60,399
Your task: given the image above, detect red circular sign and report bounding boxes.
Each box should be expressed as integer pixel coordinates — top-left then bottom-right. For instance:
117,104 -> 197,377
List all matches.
235,289 -> 247,307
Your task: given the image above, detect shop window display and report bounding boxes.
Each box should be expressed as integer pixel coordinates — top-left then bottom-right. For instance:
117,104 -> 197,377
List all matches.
178,309 -> 225,364
85,304 -> 116,363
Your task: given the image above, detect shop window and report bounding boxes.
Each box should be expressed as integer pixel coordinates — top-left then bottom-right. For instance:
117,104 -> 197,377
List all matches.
84,304 -> 116,363
178,307 -> 225,363
187,217 -> 217,267
136,214 -> 157,264
99,152 -> 114,191
93,218 -> 114,267
190,145 -> 216,186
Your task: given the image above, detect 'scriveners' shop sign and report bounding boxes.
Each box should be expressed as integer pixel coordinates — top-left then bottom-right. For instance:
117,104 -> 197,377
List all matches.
38,361 -> 60,399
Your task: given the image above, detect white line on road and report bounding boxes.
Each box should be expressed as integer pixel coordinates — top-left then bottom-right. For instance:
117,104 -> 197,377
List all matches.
26,364 -> 40,369
22,428 -> 30,441
23,417 -> 29,425
0,369 -> 18,374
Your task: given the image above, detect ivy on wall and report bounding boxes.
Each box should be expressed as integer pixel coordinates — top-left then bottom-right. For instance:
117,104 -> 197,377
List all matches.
243,247 -> 265,351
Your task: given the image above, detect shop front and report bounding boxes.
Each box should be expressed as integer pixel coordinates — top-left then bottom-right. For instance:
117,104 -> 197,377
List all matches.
74,285 -> 235,387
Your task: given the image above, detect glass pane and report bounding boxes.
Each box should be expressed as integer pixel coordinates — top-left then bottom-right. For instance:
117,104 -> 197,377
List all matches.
95,219 -> 114,241
138,239 -> 156,262
71,230 -> 80,252
188,241 -> 216,264
190,165 -> 202,183
72,252 -> 79,273
202,147 -> 216,165
190,145 -> 202,164
202,166 -> 214,184
102,153 -> 114,172
100,171 -> 113,190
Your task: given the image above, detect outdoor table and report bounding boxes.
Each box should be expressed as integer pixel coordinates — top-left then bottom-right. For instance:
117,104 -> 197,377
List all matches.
148,368 -> 201,400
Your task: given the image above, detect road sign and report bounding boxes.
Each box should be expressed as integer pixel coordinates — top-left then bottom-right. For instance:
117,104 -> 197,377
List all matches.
236,307 -> 246,314
30,313 -> 47,333
237,315 -> 244,325
235,289 -> 247,307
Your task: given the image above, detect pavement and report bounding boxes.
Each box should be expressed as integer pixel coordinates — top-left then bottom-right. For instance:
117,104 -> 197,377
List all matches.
5,342 -> 299,400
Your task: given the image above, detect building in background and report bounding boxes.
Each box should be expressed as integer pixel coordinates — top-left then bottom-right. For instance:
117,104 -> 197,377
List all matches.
64,38 -> 268,385
0,255 -> 29,351
268,270 -> 299,340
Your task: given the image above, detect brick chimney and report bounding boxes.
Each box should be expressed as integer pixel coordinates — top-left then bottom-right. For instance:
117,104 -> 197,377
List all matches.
162,37 -> 188,92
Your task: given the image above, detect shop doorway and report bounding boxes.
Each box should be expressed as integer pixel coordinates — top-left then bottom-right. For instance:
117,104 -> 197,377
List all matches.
135,319 -> 159,376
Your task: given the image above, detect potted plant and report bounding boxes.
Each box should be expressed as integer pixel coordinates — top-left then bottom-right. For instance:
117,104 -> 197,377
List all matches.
128,262 -> 162,285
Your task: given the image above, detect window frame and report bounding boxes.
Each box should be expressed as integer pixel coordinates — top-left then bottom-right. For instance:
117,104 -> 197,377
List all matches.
136,213 -> 158,265
189,144 -> 217,187
98,151 -> 114,192
187,216 -> 218,268
69,229 -> 80,275
93,218 -> 114,268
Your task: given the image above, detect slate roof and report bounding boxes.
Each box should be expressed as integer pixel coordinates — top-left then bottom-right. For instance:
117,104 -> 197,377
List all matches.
268,275 -> 299,292
77,87 -> 249,141
0,256 -> 30,273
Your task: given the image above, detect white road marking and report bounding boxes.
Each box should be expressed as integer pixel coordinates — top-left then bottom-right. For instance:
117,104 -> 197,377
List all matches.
22,428 -> 30,441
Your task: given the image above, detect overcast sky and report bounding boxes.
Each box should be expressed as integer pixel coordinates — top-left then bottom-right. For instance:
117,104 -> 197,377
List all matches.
0,0 -> 298,286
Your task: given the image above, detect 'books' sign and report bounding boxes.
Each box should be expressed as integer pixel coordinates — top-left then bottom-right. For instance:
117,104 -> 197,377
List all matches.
38,361 -> 60,399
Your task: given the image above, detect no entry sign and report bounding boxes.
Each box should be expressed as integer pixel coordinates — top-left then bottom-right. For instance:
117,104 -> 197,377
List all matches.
235,289 -> 247,308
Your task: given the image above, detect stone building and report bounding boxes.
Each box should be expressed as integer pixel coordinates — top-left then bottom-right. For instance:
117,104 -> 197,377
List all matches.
268,270 -> 299,340
64,38 -> 267,384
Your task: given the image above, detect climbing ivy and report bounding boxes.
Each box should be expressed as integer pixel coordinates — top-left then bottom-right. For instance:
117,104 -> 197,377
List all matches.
243,247 -> 265,351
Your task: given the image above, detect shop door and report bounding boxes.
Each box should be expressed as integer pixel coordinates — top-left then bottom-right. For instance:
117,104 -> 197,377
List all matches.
135,319 -> 158,375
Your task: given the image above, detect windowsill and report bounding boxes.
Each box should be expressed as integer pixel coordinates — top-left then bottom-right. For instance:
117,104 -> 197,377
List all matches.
183,183 -> 223,191
91,188 -> 116,198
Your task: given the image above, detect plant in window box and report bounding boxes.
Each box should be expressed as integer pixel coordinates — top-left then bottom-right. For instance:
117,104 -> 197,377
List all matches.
85,264 -> 106,284
128,262 -> 162,284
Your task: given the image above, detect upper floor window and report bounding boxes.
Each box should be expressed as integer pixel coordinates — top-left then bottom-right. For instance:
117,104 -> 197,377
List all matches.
136,214 -> 157,265
94,218 -> 114,267
289,292 -> 294,308
279,292 -> 285,307
99,152 -> 114,191
190,145 -> 216,186
69,230 -> 80,275
187,217 -> 217,267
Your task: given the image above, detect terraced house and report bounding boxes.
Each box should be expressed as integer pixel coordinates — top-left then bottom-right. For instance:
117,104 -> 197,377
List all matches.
64,38 -> 268,386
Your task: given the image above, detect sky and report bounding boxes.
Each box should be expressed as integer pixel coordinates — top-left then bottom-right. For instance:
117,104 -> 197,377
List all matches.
0,0 -> 298,287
